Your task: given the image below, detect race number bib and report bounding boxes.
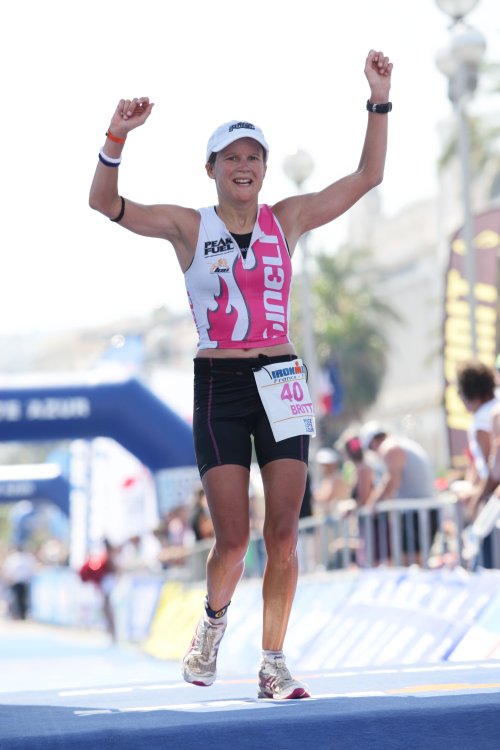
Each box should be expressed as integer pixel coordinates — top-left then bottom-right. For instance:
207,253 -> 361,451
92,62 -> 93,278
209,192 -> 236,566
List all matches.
253,358 -> 316,441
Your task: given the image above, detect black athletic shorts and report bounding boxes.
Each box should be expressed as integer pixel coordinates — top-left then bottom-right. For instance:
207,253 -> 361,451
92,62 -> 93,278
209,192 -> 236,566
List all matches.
193,354 -> 310,478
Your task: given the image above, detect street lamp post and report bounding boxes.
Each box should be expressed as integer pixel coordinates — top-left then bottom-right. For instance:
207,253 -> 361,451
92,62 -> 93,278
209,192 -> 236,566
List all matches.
435,0 -> 487,357
283,149 -> 321,433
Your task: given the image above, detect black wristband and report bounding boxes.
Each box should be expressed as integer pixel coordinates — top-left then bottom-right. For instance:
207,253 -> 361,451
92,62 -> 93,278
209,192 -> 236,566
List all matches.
110,196 -> 125,223
366,99 -> 392,114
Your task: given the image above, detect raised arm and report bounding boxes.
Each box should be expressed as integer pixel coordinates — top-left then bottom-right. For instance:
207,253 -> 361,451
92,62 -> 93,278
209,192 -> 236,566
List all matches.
366,443 -> 405,506
274,49 -> 393,252
89,97 -> 199,267
89,97 -> 154,223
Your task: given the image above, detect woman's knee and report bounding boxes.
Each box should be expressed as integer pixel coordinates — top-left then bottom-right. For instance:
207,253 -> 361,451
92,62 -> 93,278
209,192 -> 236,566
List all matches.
213,533 -> 250,564
263,519 -> 298,559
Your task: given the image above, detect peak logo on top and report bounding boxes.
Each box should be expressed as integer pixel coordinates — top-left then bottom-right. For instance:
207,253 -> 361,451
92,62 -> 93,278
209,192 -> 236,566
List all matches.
204,238 -> 234,257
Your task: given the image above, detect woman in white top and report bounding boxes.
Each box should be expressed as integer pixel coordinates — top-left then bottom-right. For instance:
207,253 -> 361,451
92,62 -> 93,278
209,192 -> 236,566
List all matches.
89,49 -> 393,700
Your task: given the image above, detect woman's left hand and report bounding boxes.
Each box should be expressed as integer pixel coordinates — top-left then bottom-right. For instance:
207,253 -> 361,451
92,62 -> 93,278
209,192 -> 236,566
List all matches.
364,49 -> 393,101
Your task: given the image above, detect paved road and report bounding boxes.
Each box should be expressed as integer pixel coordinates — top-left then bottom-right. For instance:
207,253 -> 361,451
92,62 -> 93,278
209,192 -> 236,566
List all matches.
0,618 -> 181,693
1,618 -> 500,749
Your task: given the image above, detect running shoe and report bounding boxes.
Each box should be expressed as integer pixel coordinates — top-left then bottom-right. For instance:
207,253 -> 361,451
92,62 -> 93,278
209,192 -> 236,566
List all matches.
182,615 -> 227,686
258,655 -> 310,700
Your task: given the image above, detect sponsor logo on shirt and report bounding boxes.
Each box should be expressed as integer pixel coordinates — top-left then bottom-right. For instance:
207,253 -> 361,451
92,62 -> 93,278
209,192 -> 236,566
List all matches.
204,238 -> 234,256
210,258 -> 230,274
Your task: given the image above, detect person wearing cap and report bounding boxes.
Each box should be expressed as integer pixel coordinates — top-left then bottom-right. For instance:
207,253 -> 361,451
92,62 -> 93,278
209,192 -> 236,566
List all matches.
359,421 -> 435,563
89,49 -> 392,700
313,447 -> 351,514
313,446 -> 357,567
360,421 -> 435,502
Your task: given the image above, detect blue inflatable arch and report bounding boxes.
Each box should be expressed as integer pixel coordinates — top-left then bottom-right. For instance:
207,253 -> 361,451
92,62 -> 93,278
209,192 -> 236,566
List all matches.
0,464 -> 70,516
0,374 -> 195,472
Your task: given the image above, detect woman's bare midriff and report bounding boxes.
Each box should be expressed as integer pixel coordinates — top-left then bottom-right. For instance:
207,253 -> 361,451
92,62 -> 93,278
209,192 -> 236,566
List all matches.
195,343 -> 297,359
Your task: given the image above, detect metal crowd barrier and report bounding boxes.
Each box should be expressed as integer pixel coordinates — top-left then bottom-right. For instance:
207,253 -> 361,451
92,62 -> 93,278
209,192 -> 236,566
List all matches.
162,494 -> 500,583
296,495 -> 463,572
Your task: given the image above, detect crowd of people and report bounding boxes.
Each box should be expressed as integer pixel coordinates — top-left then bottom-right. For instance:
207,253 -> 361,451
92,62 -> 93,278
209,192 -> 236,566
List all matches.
303,358 -> 500,572
1,356 -> 499,695
145,389 -> 500,576
303,422 -> 439,568
135,423 -> 445,574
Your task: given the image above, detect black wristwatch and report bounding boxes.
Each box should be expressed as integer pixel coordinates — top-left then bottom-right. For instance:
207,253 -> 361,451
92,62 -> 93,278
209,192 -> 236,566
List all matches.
366,99 -> 392,114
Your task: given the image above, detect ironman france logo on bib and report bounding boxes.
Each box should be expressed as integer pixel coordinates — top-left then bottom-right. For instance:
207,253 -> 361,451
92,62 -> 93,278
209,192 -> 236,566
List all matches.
253,359 -> 316,441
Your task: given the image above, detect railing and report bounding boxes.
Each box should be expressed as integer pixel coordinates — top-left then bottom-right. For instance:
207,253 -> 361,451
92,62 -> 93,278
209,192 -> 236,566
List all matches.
297,495 -> 463,572
162,494 -> 500,583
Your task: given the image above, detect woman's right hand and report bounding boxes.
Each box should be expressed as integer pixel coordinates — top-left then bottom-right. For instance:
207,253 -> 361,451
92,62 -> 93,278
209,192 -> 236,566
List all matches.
108,96 -> 154,138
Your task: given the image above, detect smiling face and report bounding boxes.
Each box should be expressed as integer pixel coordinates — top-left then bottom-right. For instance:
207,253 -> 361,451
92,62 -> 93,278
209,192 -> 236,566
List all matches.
206,137 -> 267,204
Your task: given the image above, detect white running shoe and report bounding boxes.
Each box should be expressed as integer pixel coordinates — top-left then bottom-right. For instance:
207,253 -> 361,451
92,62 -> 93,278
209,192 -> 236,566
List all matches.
258,655 -> 310,700
182,615 -> 227,686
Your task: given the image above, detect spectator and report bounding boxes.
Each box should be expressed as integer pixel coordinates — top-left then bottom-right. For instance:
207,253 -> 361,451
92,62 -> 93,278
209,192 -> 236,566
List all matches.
312,448 -> 356,569
456,360 -> 500,516
313,448 -> 352,515
360,422 -> 435,502
190,488 -> 215,541
79,538 -> 120,641
341,435 -> 376,506
118,533 -> 162,573
1,545 -> 38,620
359,421 -> 436,564
296,472 -> 316,571
495,354 -> 500,398
456,361 -> 500,567
461,400 -> 500,567
299,473 -> 313,520
471,402 -> 500,512
156,506 -> 196,568
340,434 -> 378,566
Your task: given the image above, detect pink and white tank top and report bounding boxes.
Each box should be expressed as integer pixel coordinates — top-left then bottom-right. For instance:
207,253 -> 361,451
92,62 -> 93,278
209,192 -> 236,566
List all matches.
184,205 -> 293,349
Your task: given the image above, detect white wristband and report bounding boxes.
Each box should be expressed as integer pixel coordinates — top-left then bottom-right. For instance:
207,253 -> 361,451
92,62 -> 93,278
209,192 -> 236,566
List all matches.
99,147 -> 122,165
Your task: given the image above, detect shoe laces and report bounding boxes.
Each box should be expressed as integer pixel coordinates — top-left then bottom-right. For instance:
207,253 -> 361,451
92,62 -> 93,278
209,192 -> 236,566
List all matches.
260,657 -> 293,687
192,618 -> 226,665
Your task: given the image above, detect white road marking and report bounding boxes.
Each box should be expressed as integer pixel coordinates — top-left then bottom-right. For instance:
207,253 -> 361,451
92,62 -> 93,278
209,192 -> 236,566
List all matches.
68,661 -> 500,717
61,687 -> 134,697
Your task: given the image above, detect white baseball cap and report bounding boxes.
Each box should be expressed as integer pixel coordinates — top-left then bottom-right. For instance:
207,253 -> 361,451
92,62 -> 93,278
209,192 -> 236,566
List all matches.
316,448 -> 341,465
359,421 -> 387,451
206,120 -> 269,162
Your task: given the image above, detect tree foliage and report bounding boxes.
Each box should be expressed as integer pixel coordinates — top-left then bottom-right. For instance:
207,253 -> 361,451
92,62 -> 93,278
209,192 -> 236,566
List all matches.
291,245 -> 400,439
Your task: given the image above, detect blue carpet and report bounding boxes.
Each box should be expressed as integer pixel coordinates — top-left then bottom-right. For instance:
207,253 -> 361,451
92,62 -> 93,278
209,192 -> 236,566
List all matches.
1,666 -> 500,750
